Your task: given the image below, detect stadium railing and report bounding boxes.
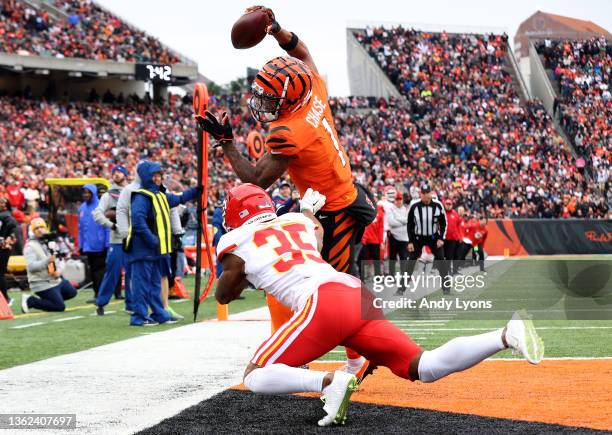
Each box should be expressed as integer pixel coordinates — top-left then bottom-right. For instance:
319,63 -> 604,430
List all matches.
528,41 -> 557,114
346,28 -> 403,99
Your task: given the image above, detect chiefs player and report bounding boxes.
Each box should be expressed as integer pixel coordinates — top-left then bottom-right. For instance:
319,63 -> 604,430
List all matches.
198,6 -> 376,375
215,184 -> 544,427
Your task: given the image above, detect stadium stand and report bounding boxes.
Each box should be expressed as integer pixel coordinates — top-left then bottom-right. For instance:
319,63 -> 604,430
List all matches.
0,91 -> 607,219
0,0 -> 179,63
536,37 -> 610,200
353,26 -> 608,217
0,0 -> 608,220
0,92 -> 258,213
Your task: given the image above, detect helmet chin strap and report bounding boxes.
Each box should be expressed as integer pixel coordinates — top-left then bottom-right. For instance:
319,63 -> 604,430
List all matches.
243,212 -> 277,227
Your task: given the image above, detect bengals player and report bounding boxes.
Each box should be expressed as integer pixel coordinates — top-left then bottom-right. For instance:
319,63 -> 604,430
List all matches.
197,6 -> 376,276
197,5 -> 376,376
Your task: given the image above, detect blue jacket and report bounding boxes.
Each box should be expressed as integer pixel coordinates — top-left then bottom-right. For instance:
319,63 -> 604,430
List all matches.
273,195 -> 296,216
79,184 -> 110,253
212,207 -> 225,248
128,161 -> 198,263
212,207 -> 225,277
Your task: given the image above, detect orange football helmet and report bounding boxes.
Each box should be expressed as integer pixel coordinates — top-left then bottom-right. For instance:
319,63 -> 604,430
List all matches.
248,56 -> 313,122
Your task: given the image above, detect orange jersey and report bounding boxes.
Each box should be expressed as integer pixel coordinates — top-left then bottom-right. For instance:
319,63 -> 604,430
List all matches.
265,71 -> 356,211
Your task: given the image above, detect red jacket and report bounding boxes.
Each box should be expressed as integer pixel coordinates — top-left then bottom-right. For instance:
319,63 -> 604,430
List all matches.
445,209 -> 461,241
464,220 -> 488,246
362,205 -> 385,245
458,218 -> 468,241
7,185 -> 25,210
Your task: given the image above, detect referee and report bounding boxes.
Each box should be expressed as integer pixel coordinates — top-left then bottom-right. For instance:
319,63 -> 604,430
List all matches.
404,184 -> 451,294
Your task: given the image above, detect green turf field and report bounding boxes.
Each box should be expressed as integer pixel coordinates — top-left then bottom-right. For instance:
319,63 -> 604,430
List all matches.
318,318 -> 612,361
322,256 -> 612,361
0,277 -> 267,370
2,258 -> 610,370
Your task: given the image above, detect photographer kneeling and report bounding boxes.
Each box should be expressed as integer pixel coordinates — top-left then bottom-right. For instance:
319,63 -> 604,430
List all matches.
21,218 -> 77,313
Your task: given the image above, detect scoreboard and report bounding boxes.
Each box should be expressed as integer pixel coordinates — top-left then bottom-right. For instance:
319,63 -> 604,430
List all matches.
135,63 -> 172,83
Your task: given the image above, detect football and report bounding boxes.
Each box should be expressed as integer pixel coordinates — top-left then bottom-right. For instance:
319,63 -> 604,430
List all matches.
231,10 -> 269,49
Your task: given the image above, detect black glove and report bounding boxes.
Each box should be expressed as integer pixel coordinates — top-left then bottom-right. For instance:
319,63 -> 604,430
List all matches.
196,111 -> 233,145
246,6 -> 279,34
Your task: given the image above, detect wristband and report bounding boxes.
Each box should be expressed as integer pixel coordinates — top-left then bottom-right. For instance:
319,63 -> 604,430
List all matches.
280,32 -> 299,51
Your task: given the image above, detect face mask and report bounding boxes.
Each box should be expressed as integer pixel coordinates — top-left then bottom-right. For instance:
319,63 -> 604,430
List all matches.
248,93 -> 281,123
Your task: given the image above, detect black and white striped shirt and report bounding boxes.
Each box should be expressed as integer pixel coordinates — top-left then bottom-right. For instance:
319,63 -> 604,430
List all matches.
407,199 -> 447,242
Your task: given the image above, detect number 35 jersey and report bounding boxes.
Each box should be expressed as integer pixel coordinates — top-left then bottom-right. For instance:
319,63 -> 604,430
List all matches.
265,70 -> 357,212
216,213 -> 351,311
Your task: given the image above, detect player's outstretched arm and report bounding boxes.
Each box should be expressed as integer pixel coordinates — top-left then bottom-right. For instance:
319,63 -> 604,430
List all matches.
197,110 -> 293,189
223,146 -> 292,189
248,5 -> 317,73
216,253 -> 248,304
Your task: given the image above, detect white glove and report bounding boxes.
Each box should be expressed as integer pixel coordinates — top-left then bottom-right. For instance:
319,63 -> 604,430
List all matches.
300,188 -> 326,214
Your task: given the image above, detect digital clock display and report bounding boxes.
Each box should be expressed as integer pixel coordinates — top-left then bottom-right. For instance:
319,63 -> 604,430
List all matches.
135,64 -> 172,83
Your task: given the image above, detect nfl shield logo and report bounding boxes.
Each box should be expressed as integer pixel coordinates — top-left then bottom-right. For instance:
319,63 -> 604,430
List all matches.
239,209 -> 249,218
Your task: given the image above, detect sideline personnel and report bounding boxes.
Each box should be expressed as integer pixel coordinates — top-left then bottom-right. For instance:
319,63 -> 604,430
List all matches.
405,184 -> 450,294
124,161 -> 198,326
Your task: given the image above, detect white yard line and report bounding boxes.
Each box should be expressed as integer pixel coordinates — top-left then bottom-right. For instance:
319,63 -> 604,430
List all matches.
394,320 -> 448,323
393,322 -> 448,326
0,307 -> 270,435
52,316 -> 84,323
228,306 -> 271,321
10,322 -> 45,329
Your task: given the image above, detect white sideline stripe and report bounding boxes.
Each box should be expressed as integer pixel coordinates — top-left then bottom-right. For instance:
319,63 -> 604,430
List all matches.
0,306 -> 271,435
52,316 -> 84,322
228,306 -> 271,321
10,322 -> 45,329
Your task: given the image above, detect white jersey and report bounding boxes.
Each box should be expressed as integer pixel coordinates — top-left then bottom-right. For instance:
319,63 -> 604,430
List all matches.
379,199 -> 394,232
216,213 -> 352,311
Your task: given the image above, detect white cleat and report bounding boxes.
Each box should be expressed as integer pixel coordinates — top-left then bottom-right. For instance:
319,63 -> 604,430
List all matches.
505,310 -> 544,364
21,293 -> 32,314
318,371 -> 358,427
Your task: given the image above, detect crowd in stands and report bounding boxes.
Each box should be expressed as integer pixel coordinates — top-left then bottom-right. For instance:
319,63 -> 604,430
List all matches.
0,25 -> 608,220
354,26 -> 608,218
0,0 -> 178,63
0,89 -> 608,221
0,91 -> 257,218
537,37 -> 611,199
